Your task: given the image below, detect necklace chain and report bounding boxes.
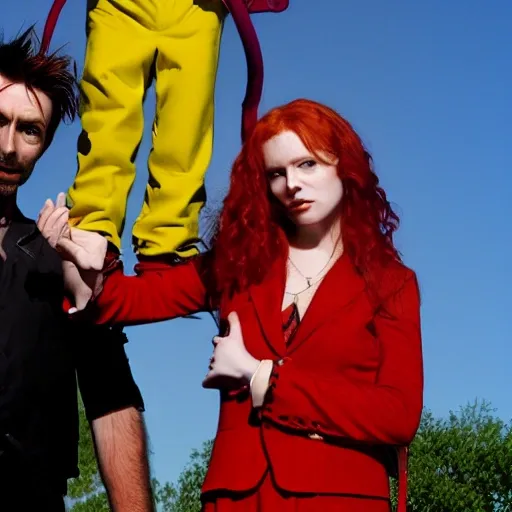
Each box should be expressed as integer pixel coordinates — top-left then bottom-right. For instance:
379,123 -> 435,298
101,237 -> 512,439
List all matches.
284,274 -> 325,303
285,235 -> 342,303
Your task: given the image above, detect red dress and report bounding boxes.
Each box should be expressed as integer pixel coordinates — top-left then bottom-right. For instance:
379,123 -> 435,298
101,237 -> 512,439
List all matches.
202,303 -> 392,512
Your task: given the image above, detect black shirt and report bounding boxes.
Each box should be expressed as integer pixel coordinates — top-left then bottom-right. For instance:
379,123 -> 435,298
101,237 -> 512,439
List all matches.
0,211 -> 144,494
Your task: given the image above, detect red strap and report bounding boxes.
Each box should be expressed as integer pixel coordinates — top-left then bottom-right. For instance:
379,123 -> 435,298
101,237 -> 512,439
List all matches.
397,446 -> 408,512
40,0 -> 68,54
42,0 -> 263,143
242,0 -> 289,14
223,0 -> 265,142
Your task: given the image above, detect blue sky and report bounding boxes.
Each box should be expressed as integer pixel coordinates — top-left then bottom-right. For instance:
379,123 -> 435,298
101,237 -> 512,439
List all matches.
5,0 -> 511,489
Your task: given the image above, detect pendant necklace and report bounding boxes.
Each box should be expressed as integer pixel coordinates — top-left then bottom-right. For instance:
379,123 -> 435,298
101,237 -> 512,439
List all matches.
287,235 -> 341,289
285,236 -> 342,304
285,275 -> 325,304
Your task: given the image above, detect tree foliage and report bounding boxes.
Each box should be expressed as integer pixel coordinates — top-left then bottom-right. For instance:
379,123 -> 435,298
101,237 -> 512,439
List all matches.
152,440 -> 213,512
66,400 -> 511,511
166,402 -> 512,512
65,399 -> 112,511
402,400 -> 512,511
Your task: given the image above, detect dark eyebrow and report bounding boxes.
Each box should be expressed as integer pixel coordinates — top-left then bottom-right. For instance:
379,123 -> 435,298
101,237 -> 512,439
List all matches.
18,116 -> 46,128
265,166 -> 283,173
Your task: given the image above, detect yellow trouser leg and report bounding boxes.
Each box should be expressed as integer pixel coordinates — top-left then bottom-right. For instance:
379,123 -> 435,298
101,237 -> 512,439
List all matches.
67,0 -> 158,251
131,0 -> 225,258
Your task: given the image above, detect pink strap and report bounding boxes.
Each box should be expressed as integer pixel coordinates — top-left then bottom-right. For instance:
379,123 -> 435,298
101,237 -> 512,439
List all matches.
41,0 -> 264,142
223,0 -> 264,142
40,0 -> 68,54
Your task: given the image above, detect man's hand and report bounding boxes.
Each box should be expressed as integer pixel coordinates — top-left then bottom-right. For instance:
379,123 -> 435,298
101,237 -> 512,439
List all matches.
37,193 -> 107,312
37,192 -> 70,248
65,227 -> 107,271
63,260 -> 104,314
37,193 -> 107,271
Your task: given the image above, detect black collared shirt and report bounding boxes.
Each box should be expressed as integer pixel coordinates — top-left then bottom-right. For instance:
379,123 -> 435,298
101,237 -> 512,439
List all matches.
0,211 -> 144,493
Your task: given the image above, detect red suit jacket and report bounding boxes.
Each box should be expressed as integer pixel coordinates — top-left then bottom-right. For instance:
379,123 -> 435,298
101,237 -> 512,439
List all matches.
93,252 -> 423,504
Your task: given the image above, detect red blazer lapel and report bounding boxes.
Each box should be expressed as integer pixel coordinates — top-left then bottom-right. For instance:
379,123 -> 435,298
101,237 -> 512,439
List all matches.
287,252 -> 367,356
249,256 -> 287,357
247,252 -> 367,358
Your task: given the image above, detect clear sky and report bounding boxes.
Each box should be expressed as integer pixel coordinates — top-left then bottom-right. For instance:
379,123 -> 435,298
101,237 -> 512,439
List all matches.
5,0 -> 511,489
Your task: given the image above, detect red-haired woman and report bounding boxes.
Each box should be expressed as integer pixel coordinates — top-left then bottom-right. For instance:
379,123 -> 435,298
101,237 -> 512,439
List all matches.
41,98 -> 423,511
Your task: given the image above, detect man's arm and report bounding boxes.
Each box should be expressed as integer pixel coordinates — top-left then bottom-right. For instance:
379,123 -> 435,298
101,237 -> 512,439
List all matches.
92,407 -> 154,512
73,322 -> 155,511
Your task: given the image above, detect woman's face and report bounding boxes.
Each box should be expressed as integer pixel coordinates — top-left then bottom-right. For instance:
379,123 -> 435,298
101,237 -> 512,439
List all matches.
263,130 -> 343,229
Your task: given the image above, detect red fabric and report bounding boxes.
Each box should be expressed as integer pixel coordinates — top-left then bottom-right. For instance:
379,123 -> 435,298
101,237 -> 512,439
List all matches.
62,295 -> 72,313
282,302 -> 299,346
93,252 -> 422,509
201,306 -> 391,511
262,269 -> 422,445
93,257 -> 208,326
202,470 -> 391,511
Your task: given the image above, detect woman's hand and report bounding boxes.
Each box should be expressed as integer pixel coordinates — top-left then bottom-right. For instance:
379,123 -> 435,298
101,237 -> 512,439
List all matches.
202,312 -> 260,389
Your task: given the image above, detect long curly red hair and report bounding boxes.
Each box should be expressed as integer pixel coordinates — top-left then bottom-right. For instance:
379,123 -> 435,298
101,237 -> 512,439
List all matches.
208,98 -> 401,301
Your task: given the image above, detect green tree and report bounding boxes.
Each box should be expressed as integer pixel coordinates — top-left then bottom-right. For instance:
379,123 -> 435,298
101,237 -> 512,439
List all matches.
65,399 -> 110,511
401,400 -> 512,511
167,402 -> 512,512
152,440 -> 213,512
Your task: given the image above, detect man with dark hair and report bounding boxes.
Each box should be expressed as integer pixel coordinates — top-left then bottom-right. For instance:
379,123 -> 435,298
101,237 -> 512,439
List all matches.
0,29 -> 154,511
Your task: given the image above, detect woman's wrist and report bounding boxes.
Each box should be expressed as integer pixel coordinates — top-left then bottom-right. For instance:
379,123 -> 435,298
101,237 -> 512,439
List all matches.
244,356 -> 261,382
249,359 -> 274,408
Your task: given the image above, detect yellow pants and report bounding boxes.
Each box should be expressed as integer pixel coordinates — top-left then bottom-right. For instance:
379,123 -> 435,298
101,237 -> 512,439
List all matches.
67,0 -> 225,257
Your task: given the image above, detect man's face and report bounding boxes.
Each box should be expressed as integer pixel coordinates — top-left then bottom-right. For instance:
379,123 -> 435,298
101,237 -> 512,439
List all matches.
0,74 -> 52,197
